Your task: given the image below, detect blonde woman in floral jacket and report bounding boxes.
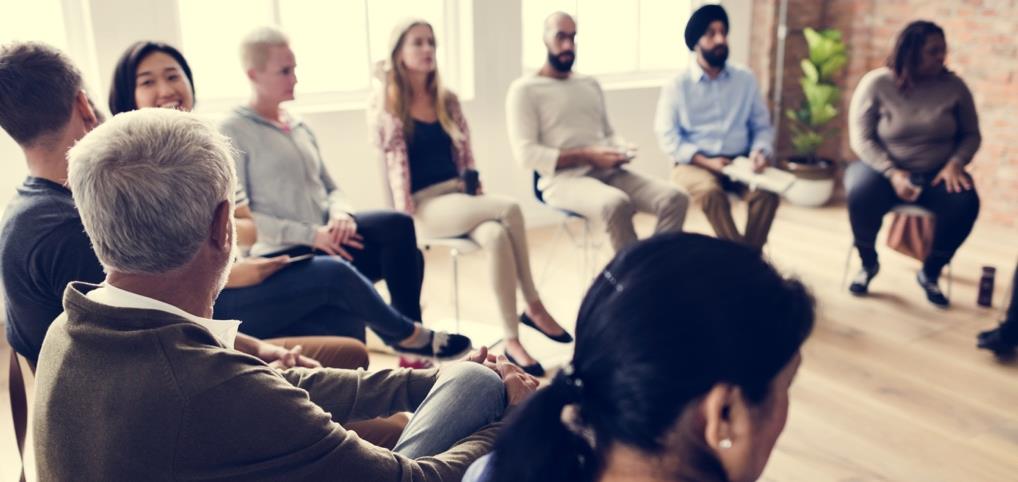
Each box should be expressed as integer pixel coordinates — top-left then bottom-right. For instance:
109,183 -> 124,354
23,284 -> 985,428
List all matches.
369,19 -> 571,376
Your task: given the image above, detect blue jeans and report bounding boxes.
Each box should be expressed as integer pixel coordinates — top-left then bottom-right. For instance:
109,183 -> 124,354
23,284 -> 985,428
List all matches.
213,256 -> 417,345
393,362 -> 506,457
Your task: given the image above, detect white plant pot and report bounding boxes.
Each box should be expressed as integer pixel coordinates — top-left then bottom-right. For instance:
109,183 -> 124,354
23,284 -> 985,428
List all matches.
783,177 -> 835,207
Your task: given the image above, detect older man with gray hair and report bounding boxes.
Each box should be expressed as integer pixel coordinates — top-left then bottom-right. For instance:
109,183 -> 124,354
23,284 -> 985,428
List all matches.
33,108 -> 535,482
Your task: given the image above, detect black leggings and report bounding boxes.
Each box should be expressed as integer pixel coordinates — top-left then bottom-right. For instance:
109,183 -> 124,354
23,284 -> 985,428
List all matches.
845,161 -> 980,278
349,210 -> 426,321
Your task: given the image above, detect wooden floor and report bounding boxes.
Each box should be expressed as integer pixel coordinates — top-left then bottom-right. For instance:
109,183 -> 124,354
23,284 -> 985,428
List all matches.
2,202 -> 1016,481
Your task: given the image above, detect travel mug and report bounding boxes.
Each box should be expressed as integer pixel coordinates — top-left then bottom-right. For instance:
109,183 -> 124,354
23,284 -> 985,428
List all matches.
978,266 -> 996,307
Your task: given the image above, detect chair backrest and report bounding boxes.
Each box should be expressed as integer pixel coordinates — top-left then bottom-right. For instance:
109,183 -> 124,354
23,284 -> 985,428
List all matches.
532,171 -> 545,203
531,170 -> 587,220
8,349 -> 31,482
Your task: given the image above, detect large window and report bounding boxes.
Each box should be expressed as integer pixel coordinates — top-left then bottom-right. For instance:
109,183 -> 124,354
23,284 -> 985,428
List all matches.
0,0 -> 94,212
177,0 -> 473,109
0,0 -> 69,50
521,0 -> 693,78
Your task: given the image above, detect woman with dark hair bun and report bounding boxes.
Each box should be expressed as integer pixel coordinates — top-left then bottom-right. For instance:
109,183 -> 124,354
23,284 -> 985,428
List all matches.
464,233 -> 815,482
846,20 -> 981,307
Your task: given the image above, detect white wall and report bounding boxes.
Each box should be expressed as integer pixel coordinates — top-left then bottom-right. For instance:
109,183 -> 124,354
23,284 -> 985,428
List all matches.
0,0 -> 752,226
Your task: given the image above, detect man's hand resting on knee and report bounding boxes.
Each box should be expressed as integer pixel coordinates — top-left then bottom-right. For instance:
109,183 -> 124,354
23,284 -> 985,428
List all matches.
462,347 -> 539,407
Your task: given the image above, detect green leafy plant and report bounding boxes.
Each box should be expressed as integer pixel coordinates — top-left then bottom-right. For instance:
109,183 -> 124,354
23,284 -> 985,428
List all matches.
785,27 -> 847,162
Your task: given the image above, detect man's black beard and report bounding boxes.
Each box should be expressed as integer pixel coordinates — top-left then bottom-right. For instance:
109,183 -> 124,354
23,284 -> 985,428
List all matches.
547,50 -> 576,73
702,45 -> 729,68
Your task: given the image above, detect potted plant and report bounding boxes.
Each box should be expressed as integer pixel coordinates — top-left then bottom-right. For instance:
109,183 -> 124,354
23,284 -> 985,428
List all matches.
781,27 -> 846,207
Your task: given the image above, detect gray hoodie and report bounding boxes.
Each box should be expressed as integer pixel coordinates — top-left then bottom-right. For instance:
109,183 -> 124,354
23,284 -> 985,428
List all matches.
219,106 -> 353,255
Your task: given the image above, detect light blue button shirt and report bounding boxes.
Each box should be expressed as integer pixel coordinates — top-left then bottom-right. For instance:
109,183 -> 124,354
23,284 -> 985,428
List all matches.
654,61 -> 774,164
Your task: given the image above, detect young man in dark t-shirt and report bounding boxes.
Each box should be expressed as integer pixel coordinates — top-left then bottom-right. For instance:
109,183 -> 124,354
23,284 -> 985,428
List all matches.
1,178 -> 104,363
0,42 -> 103,365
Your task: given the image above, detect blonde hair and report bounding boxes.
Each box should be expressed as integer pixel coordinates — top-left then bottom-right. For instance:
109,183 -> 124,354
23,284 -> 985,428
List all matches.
241,26 -> 289,71
385,20 -> 462,142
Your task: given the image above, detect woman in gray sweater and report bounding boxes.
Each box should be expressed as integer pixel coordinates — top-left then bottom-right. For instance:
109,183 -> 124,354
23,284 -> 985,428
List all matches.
846,20 -> 981,307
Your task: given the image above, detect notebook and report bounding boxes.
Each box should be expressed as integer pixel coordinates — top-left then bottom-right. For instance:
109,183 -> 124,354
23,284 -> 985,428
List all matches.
721,156 -> 796,194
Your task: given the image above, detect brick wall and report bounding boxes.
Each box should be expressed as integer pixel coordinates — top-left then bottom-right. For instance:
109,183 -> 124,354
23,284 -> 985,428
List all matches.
750,0 -> 1017,227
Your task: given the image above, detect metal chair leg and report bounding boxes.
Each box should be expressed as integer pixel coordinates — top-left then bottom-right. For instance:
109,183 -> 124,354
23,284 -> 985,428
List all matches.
841,243 -> 854,289
583,218 -> 593,281
537,218 -> 568,288
451,248 -> 461,333
947,262 -> 953,300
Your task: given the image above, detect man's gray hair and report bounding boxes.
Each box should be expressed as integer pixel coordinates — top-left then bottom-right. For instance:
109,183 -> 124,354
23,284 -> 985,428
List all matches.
241,26 -> 290,71
68,108 -> 235,274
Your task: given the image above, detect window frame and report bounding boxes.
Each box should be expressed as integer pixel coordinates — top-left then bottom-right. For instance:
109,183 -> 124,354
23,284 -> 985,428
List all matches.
177,0 -> 475,115
520,0 -> 695,91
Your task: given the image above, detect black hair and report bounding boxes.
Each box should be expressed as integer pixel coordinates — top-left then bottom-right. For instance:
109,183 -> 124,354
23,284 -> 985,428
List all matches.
0,42 -> 83,146
492,233 -> 815,482
108,41 -> 194,115
887,20 -> 946,92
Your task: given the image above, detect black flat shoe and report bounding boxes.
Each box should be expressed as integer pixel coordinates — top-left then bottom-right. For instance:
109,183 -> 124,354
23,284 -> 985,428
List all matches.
505,352 -> 546,377
520,313 -> 573,343
916,271 -> 949,308
849,264 -> 879,296
977,323 -> 1018,357
393,331 -> 472,361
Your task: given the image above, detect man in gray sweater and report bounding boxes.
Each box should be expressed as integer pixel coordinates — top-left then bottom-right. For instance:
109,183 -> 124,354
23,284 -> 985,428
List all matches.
33,108 -> 537,481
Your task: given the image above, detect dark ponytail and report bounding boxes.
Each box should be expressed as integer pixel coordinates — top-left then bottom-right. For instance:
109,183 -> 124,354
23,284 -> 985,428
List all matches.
491,233 -> 815,482
491,370 -> 596,481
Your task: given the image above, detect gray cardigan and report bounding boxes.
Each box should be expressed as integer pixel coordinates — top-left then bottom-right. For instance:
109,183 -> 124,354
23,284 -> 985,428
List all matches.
33,282 -> 499,481
220,106 -> 354,255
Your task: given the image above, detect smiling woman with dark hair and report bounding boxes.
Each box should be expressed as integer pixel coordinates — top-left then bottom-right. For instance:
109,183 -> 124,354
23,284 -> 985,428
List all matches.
465,233 -> 816,482
109,41 -> 195,114
846,20 -> 981,307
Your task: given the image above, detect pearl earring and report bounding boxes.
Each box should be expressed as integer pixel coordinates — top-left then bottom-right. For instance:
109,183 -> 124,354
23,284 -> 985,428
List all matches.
719,439 -> 733,449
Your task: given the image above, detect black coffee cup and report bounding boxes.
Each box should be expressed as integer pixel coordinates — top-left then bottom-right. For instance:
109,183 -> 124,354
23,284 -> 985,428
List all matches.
463,169 -> 480,195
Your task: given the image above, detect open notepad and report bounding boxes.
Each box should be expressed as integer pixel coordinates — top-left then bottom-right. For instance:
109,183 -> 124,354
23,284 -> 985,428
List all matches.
721,156 -> 796,194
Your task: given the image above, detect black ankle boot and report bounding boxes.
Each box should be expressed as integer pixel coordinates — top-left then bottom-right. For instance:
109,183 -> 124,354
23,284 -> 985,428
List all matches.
978,321 -> 1018,357
916,270 -> 949,307
849,264 -> 879,296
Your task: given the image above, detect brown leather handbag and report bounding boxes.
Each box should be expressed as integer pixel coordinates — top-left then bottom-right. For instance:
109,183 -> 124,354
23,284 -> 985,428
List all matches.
886,212 -> 935,261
